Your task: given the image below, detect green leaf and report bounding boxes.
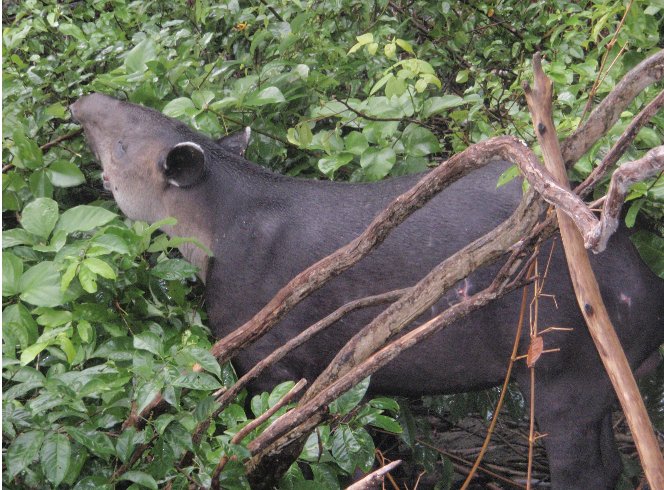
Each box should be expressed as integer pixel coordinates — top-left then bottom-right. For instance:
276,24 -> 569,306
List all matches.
59,23 -> 86,43
359,147 -> 396,181
66,427 -> 115,460
19,261 -> 64,307
183,347 -> 222,377
2,251 -> 23,296
82,257 -> 116,280
330,425 -> 361,473
630,230 -> 664,279
20,342 -> 50,365
368,414 -> 403,433
20,197 -> 59,238
344,132 -> 369,156
162,97 -> 196,118
402,124 -> 440,157
47,161 -> 86,187
151,258 -> 197,280
78,264 -> 98,293
318,153 -> 353,177
6,430 -> 45,479
12,130 -> 43,169
120,471 -> 158,490
133,331 -> 163,356
245,86 -> 286,106
55,205 -> 117,234
422,95 -> 465,118
329,377 -> 370,415
395,38 -> 414,54
2,228 -> 36,248
348,32 -> 374,54
135,380 -> 163,414
172,372 -> 222,390
125,38 -> 157,73
41,432 -> 71,486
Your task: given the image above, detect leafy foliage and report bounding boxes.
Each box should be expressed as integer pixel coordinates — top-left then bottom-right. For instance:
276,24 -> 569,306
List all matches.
3,0 -> 664,488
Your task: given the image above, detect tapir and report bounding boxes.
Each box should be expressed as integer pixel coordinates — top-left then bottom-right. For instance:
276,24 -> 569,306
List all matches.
70,93 -> 664,489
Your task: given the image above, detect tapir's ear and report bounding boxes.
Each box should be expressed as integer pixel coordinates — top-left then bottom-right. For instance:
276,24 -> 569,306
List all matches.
160,142 -> 206,188
217,127 -> 251,156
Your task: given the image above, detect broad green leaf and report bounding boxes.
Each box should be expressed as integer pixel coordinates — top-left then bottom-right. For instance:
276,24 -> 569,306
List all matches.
66,427 -> 115,460
41,432 -> 71,486
120,471 -> 158,490
151,258 -> 197,280
125,38 -> 157,73
2,251 -> 23,296
20,342 -> 50,365
20,197 -> 59,238
359,147 -> 396,181
2,228 -> 36,248
133,331 -> 163,356
45,102 -> 68,119
82,257 -> 116,280
19,261 -> 64,307
172,372 -> 222,390
182,347 -> 221,377
12,130 -> 43,169
47,161 -> 86,187
631,230 -> 664,279
329,377 -> 370,415
55,205 -> 117,234
402,124 -> 440,157
368,414 -> 403,433
318,153 -> 353,177
245,86 -> 286,106
59,23 -> 86,42
422,95 -> 466,118
348,32 -> 374,54
6,430 -> 45,479
268,381 -> 296,407
330,425 -> 361,473
36,309 -> 72,327
395,38 -> 414,54
115,428 -> 136,464
344,132 -> 369,155
78,264 -> 98,294
162,97 -> 196,118
135,380 -> 163,414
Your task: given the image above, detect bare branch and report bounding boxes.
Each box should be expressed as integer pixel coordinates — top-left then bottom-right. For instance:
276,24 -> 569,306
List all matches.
560,49 -> 664,168
345,460 -> 402,490
575,88 -> 664,198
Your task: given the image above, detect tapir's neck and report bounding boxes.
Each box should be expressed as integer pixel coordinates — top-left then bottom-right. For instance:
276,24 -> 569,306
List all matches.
161,186 -> 217,283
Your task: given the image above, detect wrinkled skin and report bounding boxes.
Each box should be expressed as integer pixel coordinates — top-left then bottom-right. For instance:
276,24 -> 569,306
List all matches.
71,93 -> 664,489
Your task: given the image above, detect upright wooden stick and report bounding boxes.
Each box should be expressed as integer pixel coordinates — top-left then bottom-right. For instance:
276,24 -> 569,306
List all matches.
523,52 -> 664,490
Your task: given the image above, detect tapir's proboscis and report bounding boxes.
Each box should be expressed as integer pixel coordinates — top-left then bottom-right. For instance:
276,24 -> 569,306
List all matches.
71,93 -> 664,489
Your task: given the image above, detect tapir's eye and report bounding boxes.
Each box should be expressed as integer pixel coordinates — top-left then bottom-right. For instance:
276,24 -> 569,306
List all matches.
113,140 -> 127,159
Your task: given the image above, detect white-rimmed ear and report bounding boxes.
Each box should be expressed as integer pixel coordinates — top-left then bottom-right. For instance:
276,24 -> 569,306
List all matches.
160,141 -> 206,187
217,127 -> 251,156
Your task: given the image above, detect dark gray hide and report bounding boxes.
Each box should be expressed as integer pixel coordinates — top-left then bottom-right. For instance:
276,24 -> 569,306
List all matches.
71,93 -> 664,489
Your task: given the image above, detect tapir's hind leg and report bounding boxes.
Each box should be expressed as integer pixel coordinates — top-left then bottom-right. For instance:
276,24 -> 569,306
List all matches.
517,370 -> 622,489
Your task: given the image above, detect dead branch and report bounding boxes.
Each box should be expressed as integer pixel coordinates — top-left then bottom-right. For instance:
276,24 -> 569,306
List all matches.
345,460 -> 402,490
575,88 -> 664,198
590,146 -> 663,251
516,141 -> 664,252
523,52 -> 664,490
560,49 -> 664,168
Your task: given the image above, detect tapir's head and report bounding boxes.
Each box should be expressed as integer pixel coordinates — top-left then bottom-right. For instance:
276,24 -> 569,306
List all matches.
70,93 -> 218,223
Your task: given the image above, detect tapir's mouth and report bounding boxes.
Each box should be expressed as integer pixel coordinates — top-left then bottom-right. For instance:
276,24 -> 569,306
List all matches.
102,172 -> 112,191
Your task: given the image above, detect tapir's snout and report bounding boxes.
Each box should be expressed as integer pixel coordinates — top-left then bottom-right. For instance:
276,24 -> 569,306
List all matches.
70,93 -> 117,125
